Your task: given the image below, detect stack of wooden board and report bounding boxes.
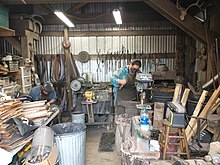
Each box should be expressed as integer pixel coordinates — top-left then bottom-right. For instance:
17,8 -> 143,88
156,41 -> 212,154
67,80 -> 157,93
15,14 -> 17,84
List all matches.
0,100 -> 53,150
21,100 -> 52,126
0,101 -> 22,141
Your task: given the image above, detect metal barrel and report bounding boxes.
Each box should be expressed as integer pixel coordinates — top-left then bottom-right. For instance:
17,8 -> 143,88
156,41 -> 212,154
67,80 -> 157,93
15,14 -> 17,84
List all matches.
72,112 -> 85,125
52,123 -> 86,165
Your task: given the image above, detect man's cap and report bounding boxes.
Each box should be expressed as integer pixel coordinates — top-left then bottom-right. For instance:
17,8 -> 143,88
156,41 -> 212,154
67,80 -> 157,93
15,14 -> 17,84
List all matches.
42,82 -> 54,93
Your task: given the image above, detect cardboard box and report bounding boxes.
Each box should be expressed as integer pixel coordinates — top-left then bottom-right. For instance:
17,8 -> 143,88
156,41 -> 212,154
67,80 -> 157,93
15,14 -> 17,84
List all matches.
25,145 -> 59,165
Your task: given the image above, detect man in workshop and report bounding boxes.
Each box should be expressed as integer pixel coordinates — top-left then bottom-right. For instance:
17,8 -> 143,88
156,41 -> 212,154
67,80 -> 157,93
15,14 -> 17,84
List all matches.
111,59 -> 141,115
29,82 -> 57,106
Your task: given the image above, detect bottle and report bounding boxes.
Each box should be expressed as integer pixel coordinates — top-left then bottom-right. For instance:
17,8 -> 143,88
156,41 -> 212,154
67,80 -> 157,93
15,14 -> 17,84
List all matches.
140,108 -> 150,132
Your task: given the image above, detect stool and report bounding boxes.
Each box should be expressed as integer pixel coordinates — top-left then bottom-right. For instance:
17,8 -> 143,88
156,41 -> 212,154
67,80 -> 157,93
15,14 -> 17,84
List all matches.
160,119 -> 190,160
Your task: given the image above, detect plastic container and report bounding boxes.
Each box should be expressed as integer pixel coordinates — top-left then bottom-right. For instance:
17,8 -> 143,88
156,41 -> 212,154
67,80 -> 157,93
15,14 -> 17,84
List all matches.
140,109 -> 150,132
26,126 -> 55,164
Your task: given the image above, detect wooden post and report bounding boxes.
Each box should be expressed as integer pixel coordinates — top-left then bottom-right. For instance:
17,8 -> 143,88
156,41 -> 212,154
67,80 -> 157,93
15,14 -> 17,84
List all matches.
63,27 -> 72,113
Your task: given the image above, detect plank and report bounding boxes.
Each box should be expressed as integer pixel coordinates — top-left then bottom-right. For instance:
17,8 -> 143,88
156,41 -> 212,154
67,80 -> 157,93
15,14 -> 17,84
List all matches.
185,90 -> 208,141
187,86 -> 220,142
172,84 -> 182,103
180,88 -> 190,108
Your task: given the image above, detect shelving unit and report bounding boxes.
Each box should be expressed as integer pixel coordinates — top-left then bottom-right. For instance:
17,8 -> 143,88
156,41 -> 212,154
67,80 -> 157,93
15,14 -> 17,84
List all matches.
20,66 -> 32,94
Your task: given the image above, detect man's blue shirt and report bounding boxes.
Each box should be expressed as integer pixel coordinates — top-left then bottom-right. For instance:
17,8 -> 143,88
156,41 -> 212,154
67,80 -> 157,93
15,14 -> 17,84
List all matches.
29,85 -> 57,101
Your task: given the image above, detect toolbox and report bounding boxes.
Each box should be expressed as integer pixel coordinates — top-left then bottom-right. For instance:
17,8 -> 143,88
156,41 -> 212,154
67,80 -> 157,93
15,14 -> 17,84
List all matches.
166,102 -> 186,128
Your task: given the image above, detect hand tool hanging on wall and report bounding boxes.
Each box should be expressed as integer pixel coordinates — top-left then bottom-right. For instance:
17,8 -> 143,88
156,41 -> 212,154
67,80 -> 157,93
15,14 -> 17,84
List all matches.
96,49 -> 102,81
69,53 -> 80,80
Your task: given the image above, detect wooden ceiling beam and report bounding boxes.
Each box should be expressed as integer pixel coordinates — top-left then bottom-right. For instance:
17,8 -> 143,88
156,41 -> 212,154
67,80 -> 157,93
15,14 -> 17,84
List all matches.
144,0 -> 206,45
1,0 -> 142,4
66,3 -> 88,14
35,4 -> 54,15
40,30 -> 178,37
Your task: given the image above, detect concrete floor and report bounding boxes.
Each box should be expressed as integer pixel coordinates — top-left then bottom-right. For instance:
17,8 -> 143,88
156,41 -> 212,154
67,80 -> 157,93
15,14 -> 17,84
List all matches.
86,126 -> 120,165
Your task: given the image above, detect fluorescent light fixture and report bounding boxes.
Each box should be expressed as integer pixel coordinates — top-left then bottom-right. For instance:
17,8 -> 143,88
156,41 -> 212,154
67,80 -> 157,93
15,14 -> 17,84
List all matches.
54,10 -> 74,27
112,9 -> 122,25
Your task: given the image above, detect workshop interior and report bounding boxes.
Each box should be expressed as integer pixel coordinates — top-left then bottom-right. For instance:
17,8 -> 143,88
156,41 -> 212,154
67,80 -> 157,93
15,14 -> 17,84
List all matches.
0,0 -> 220,165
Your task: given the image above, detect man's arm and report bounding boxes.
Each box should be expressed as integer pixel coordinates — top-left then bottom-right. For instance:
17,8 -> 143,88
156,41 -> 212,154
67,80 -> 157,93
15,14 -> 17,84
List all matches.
111,66 -> 127,87
48,90 -> 57,106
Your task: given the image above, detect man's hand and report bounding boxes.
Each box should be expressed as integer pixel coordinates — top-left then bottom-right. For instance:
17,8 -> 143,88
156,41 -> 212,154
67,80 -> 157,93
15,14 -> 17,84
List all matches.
118,79 -> 127,86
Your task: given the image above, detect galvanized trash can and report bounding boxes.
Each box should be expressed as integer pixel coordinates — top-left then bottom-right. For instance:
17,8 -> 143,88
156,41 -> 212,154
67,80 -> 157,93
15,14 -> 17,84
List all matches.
72,112 -> 85,124
52,123 -> 86,165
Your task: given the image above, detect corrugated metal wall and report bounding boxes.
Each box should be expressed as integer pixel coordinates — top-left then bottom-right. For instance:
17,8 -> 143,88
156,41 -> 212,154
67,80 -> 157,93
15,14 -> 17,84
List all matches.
35,34 -> 176,82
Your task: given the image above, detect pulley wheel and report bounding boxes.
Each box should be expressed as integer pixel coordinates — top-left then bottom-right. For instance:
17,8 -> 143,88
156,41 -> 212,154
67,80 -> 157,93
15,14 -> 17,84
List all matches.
70,80 -> 82,92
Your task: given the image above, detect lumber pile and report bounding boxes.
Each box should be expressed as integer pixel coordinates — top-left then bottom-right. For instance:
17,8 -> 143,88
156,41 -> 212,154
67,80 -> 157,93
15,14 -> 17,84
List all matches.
0,100 -> 54,150
186,86 -> 220,142
0,101 -> 23,141
21,100 -> 52,126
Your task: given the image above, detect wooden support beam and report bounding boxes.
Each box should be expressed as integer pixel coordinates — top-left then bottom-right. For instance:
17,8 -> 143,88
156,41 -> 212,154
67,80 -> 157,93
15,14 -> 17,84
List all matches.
38,53 -> 176,60
4,37 -> 21,54
63,28 -> 72,112
1,0 -> 142,4
0,26 -> 15,37
144,0 -> 206,45
24,30 -> 39,40
66,3 -> 88,14
41,30 -> 178,37
35,4 -> 54,15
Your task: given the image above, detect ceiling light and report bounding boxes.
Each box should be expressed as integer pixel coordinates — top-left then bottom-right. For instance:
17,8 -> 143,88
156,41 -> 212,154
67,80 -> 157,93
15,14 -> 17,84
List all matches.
112,9 -> 122,25
54,10 -> 74,27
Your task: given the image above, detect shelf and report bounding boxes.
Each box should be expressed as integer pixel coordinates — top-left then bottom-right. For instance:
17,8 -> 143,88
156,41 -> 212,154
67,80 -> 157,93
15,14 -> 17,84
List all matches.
0,70 -> 19,75
0,26 -> 15,37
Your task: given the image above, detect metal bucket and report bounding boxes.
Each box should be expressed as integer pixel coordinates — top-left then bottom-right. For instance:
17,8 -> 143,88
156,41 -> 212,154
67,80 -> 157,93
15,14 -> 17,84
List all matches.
72,112 -> 85,124
52,123 -> 86,165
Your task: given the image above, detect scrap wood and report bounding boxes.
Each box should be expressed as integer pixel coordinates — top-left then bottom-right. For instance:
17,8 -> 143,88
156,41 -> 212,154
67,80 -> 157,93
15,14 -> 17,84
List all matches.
21,100 -> 46,109
23,111 -> 52,119
186,90 -> 208,142
4,101 -> 21,107
22,108 -> 47,115
186,86 -> 220,142
197,99 -> 220,135
0,133 -> 33,149
22,106 -> 47,112
180,88 -> 190,108
173,83 -> 183,103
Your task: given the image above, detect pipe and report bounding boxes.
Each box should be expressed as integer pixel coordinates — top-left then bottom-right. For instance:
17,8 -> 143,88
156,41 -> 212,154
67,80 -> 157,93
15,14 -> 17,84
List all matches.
202,72 -> 220,89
